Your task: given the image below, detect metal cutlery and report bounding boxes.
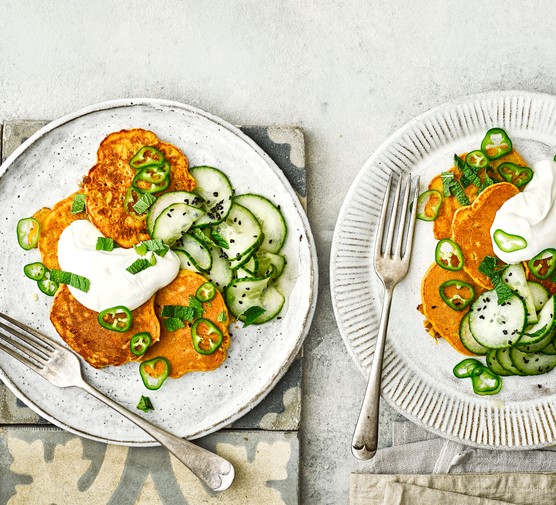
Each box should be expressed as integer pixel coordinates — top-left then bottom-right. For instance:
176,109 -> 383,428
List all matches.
351,173 -> 420,459
0,311 -> 235,491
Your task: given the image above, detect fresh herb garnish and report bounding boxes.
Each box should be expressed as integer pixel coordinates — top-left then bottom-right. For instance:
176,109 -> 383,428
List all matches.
163,317 -> 186,332
478,169 -> 495,193
71,193 -> 86,214
50,269 -> 90,292
188,296 -> 205,319
132,192 -> 157,214
126,258 -> 152,275
161,296 -> 206,330
210,230 -> 229,249
190,228 -> 217,248
441,166 -> 471,206
96,237 -> 118,252
134,243 -> 148,256
454,155 -> 481,189
241,306 -> 266,327
478,255 -> 514,304
161,305 -> 196,321
141,239 -> 169,257
217,311 -> 227,323
136,395 -> 154,412
441,172 -> 454,197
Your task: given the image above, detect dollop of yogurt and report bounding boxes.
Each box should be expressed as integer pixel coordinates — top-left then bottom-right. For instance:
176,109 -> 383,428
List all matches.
491,159 -> 556,264
58,220 -> 180,312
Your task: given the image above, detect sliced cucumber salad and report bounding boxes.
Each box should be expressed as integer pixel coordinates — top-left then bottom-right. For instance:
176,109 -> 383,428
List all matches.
451,261 -> 556,395
148,166 -> 288,325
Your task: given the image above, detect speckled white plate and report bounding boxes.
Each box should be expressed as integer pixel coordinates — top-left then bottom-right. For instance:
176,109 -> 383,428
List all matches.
331,91 -> 556,449
0,98 -> 317,445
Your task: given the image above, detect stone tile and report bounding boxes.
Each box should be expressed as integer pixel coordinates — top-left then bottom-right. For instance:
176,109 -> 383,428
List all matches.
0,427 -> 299,505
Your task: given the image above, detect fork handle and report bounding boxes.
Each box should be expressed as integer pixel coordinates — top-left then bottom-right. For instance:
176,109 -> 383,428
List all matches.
351,289 -> 393,459
79,381 -> 234,491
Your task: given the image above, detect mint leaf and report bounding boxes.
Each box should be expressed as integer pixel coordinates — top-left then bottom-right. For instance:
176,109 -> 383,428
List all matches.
71,193 -> 86,214
210,231 -> 229,249
141,239 -> 169,257
449,180 -> 470,206
190,228 -> 216,247
163,317 -> 185,332
241,306 -> 266,327
479,256 -> 513,304
96,237 -> 118,252
441,172 -> 454,197
126,258 -> 152,275
161,305 -> 195,321
136,395 -> 154,412
50,269 -> 90,292
132,192 -> 156,214
188,296 -> 205,319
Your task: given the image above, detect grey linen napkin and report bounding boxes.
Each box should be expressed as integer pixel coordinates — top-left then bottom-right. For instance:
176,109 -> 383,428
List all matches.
350,420 -> 556,505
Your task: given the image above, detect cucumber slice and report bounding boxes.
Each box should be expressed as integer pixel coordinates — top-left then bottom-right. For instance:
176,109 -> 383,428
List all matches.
496,348 -> 525,375
510,347 -> 556,375
173,234 -> 212,272
241,255 -> 259,276
515,296 -> 556,348
255,250 -> 286,279
542,342 -> 556,355
486,349 -> 513,376
213,203 -> 263,266
206,246 -> 233,290
459,312 -> 488,355
528,281 -> 549,313
146,190 -> 204,235
151,203 -> 205,246
225,275 -> 285,324
234,194 -> 287,253
190,166 -> 233,227
502,263 -> 538,324
515,329 -> 553,353
468,290 -> 527,349
173,249 -> 200,273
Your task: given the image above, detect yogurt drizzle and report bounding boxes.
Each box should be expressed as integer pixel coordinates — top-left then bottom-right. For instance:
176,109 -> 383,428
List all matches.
58,220 -> 180,312
491,159 -> 556,264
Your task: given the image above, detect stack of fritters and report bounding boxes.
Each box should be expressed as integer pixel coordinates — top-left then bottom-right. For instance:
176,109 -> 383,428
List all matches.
37,129 -> 230,376
419,150 -> 529,355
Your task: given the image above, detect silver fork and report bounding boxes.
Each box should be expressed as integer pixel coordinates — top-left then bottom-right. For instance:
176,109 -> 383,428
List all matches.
352,173 -> 420,459
0,311 -> 235,491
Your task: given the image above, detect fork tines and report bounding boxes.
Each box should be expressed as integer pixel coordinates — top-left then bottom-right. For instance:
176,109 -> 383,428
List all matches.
0,312 -> 55,371
375,173 -> 420,260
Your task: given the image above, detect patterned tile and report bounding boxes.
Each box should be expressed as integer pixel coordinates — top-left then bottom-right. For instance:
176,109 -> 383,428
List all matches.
0,427 -> 299,505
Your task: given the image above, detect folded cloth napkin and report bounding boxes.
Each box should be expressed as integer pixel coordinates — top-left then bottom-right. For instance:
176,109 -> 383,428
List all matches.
350,473 -> 556,505
350,418 -> 556,505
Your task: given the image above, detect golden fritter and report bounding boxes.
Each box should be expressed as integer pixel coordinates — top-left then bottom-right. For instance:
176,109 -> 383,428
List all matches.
432,150 -> 528,239
50,286 -> 160,368
420,262 -> 483,355
142,270 -> 230,378
451,182 -> 519,289
37,191 -> 88,270
84,129 -> 196,248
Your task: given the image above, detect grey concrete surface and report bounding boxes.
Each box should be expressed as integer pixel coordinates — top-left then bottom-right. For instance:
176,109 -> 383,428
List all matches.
1,1 -> 556,504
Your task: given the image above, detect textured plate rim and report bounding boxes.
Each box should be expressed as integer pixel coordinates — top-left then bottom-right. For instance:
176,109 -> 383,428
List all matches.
0,97 -> 318,446
330,90 -> 556,450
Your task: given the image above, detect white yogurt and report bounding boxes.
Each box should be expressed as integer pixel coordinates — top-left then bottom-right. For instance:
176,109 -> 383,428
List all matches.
491,159 -> 556,264
57,220 -> 180,312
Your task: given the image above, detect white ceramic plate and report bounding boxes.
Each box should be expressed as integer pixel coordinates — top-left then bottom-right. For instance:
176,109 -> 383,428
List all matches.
0,98 -> 317,445
331,91 -> 556,449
